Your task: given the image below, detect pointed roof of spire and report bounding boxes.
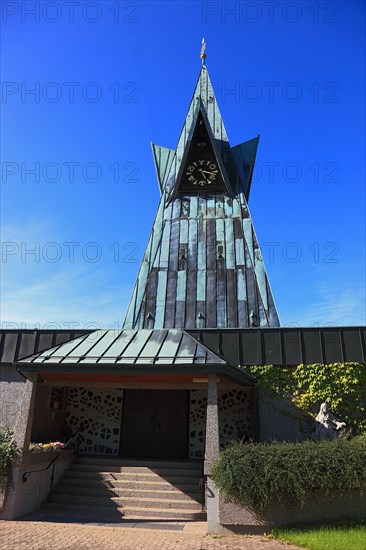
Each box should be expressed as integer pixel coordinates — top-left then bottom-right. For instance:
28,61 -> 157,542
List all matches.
157,65 -> 230,198
123,59 -> 280,330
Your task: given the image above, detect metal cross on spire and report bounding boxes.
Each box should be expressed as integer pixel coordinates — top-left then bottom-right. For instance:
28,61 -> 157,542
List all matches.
200,38 -> 207,65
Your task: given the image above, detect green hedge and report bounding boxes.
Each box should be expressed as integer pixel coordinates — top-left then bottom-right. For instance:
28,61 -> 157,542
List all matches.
212,437 -> 366,514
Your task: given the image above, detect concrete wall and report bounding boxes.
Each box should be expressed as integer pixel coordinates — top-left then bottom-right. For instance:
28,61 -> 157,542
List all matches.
0,450 -> 75,520
259,394 -> 314,443
218,491 -> 366,533
0,366 -> 37,452
0,366 -> 27,435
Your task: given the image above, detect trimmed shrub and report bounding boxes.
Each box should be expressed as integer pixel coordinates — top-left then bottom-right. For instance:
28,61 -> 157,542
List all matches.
212,438 -> 366,514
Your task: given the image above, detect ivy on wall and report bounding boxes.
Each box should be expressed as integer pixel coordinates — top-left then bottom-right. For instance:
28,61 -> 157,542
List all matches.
245,363 -> 366,434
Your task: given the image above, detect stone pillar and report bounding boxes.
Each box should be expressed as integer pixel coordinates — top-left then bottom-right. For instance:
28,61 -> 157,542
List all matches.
204,374 -> 222,534
0,372 -> 38,519
14,373 -> 38,453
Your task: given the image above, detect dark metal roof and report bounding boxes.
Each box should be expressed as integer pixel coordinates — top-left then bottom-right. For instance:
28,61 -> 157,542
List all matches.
3,327 -> 364,372
188,327 -> 366,367
0,329 -> 92,364
15,329 -> 256,385
123,66 -> 279,331
17,329 -> 227,367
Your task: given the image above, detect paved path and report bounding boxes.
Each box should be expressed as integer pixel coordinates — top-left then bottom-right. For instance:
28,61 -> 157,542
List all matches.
0,520 -> 301,550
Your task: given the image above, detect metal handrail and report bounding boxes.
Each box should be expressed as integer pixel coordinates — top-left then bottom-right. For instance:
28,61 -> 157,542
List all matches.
64,425 -> 82,452
22,452 -> 61,498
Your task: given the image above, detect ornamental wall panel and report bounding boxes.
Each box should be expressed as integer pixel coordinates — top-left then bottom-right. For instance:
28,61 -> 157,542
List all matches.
65,387 -> 123,455
189,388 -> 252,458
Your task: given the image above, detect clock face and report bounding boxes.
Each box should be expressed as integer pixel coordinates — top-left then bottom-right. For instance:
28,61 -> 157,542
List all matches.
185,160 -> 219,187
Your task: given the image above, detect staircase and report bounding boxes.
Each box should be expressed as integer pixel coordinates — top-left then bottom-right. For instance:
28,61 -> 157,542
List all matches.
42,456 -> 206,522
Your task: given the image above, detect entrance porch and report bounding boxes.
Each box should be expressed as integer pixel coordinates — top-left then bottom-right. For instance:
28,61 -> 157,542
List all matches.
11,329 -> 256,525
30,384 -> 255,460
19,329 -> 256,461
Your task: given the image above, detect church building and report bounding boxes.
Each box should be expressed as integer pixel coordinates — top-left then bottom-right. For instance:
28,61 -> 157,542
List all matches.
1,47 -> 364,531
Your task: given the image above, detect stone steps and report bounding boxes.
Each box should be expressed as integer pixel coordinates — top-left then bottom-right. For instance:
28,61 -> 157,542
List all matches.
77,457 -> 201,469
122,507 -> 206,521
64,470 -> 201,485
58,477 -> 200,493
43,456 -> 205,522
51,493 -> 202,510
42,501 -> 206,521
54,485 -> 201,502
68,464 -> 201,477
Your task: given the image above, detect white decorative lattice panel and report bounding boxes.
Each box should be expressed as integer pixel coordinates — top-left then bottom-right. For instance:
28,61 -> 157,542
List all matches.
65,387 -> 123,455
189,389 -> 252,458
189,390 -> 207,458
218,389 -> 252,446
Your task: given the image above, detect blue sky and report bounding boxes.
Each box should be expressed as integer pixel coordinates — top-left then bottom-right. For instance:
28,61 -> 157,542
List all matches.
1,0 -> 365,330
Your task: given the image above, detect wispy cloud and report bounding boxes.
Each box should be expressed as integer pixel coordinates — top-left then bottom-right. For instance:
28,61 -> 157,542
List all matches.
1,267 -> 133,329
282,281 -> 366,327
1,222 -> 135,329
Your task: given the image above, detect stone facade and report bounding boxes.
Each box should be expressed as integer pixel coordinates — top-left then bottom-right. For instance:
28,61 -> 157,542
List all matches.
218,491 -> 366,534
0,367 -> 27,433
0,366 -> 37,452
259,394 -> 314,442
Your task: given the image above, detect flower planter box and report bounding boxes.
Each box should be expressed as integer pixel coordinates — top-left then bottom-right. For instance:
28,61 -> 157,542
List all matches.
21,449 -> 71,466
0,449 -> 75,520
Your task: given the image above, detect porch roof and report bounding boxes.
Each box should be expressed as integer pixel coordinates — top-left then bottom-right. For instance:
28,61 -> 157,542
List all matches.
16,329 -> 255,385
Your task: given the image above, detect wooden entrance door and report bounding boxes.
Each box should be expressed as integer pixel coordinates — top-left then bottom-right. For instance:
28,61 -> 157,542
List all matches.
120,390 -> 189,459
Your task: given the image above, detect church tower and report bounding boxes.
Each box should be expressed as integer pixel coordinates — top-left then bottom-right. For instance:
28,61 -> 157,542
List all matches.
123,49 -> 280,330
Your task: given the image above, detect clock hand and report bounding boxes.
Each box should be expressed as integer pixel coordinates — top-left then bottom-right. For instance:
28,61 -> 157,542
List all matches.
197,169 -> 208,180
198,168 -> 217,176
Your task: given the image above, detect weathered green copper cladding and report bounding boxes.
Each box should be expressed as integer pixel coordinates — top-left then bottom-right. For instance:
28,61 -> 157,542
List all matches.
123,66 -> 280,330
231,136 -> 260,201
152,144 -> 175,193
